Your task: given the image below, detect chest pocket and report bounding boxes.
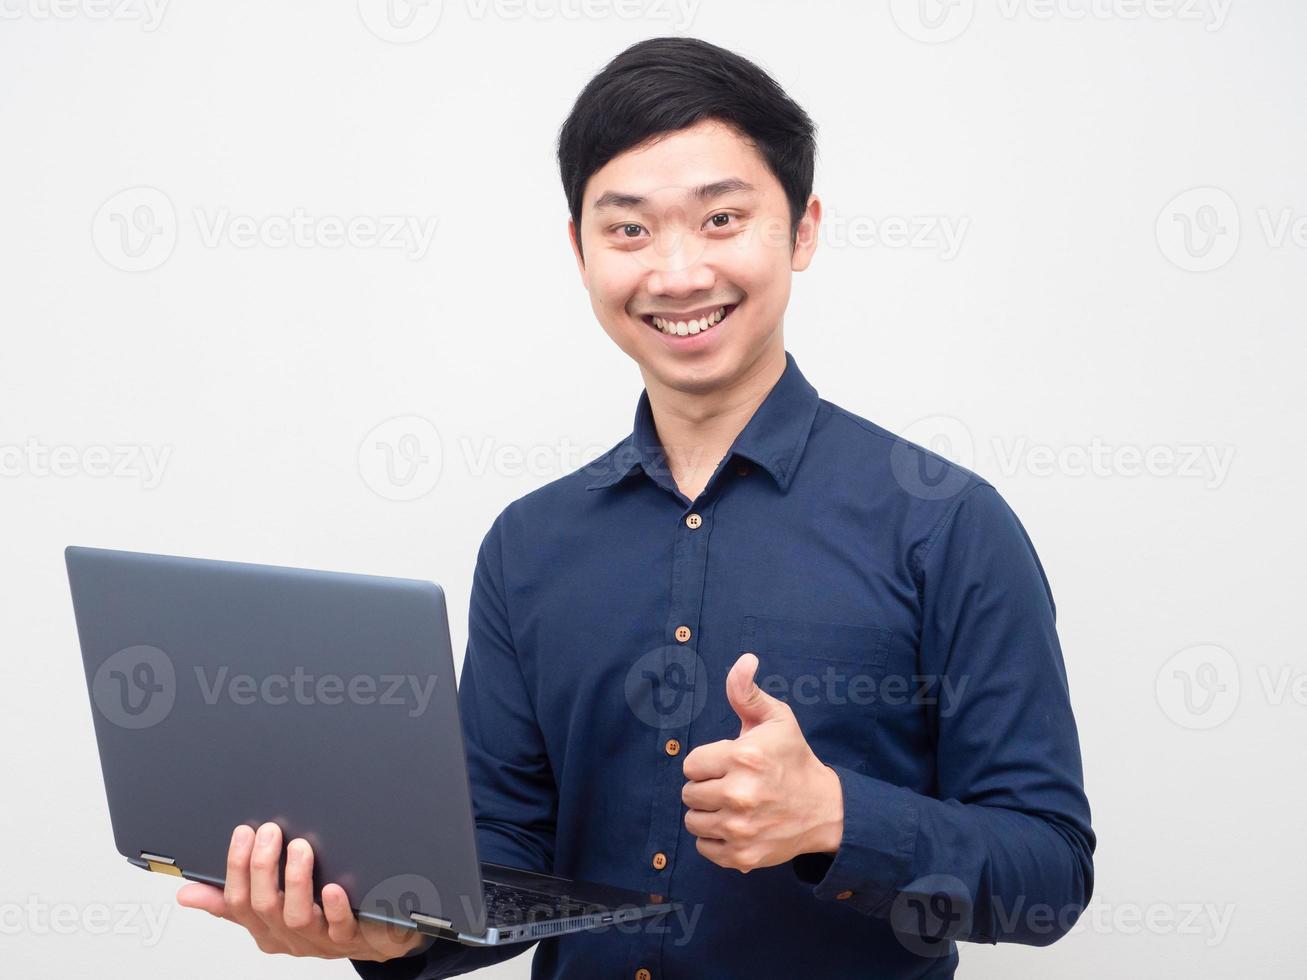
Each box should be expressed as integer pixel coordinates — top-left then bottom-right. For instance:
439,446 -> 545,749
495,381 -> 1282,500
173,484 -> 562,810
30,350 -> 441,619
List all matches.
722,614 -> 892,774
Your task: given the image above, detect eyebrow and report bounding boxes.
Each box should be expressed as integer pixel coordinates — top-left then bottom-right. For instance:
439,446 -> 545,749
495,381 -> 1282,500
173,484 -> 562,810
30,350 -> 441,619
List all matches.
591,177 -> 757,213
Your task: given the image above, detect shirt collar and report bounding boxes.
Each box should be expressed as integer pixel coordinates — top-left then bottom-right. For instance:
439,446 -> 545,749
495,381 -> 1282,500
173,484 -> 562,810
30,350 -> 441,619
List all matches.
584,350 -> 820,494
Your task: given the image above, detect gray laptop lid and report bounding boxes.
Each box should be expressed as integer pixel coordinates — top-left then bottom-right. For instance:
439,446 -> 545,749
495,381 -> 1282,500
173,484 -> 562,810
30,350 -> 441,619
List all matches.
65,545 -> 488,936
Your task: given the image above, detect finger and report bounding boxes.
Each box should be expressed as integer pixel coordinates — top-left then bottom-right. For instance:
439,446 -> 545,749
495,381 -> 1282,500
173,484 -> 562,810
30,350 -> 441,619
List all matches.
224,824 -> 269,935
682,738 -> 734,782
282,838 -> 319,931
248,821 -> 286,924
683,808 -> 725,840
694,835 -> 736,870
176,882 -> 227,918
681,777 -> 723,812
322,883 -> 361,947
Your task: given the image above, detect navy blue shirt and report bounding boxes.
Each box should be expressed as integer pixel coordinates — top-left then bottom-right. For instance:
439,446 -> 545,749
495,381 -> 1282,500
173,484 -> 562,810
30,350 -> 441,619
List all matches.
355,351 -> 1094,979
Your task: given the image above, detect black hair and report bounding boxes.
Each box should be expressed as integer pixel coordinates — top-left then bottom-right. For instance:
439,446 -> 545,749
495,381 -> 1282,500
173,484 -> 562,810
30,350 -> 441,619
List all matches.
557,36 -> 817,261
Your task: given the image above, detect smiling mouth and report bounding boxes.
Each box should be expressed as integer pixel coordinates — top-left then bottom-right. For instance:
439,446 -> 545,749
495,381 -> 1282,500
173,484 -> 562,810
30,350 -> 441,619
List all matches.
641,303 -> 737,337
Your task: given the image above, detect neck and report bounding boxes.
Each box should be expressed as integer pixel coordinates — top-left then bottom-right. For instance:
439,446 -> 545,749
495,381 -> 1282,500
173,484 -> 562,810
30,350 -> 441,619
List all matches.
641,341 -> 787,501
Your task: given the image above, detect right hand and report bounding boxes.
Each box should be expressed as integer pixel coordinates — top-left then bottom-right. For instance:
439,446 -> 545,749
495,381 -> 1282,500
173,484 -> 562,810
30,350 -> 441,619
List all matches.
176,822 -> 431,963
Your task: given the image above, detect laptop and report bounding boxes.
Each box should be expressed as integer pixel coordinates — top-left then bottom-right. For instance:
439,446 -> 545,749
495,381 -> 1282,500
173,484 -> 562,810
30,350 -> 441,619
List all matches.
65,545 -> 680,946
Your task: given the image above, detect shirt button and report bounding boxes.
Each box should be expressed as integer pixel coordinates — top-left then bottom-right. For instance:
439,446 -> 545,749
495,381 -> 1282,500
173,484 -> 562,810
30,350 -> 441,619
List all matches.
674,625 -> 691,643
836,890 -> 854,900
652,852 -> 667,870
636,970 -> 652,980
736,461 -> 751,476
664,738 -> 681,756
685,513 -> 702,529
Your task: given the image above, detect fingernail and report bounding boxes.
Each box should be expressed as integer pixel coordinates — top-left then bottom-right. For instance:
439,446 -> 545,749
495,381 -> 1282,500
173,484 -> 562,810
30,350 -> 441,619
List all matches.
257,823 -> 274,845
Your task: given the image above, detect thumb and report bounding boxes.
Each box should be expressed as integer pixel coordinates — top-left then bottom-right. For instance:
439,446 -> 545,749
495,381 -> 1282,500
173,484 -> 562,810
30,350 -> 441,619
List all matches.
727,652 -> 787,733
176,882 -> 227,918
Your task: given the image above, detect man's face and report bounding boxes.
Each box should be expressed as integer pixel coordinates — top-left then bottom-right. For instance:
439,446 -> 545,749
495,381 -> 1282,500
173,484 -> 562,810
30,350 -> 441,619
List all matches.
569,118 -> 820,395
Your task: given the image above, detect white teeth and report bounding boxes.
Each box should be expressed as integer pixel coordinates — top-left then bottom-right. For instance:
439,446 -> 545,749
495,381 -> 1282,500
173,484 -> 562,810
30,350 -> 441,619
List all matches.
650,305 -> 729,335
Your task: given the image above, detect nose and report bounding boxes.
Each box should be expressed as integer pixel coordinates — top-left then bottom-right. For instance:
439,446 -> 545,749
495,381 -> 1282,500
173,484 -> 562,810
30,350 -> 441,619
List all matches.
643,232 -> 715,298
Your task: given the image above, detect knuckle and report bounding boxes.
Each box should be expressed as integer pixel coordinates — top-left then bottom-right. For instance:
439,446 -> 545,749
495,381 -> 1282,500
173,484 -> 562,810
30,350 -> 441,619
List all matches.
725,786 -> 755,810
226,893 -> 251,916
734,743 -> 766,769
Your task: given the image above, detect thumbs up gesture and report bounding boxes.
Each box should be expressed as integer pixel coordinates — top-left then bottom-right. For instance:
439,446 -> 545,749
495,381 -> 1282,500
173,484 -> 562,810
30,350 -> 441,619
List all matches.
681,653 -> 846,873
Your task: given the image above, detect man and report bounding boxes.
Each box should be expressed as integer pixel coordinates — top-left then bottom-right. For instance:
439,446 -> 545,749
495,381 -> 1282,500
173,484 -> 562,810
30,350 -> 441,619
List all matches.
178,36 -> 1095,978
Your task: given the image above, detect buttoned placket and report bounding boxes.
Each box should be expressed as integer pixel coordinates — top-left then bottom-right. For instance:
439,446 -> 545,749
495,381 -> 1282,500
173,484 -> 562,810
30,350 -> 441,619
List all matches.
627,456 -> 744,980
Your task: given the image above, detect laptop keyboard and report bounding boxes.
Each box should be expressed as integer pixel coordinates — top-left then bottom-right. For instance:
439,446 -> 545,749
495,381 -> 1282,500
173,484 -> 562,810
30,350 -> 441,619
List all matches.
482,880 -> 605,925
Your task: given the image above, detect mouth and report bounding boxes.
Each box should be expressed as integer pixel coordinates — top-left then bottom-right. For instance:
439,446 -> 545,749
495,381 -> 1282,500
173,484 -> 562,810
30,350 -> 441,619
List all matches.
640,303 -> 737,339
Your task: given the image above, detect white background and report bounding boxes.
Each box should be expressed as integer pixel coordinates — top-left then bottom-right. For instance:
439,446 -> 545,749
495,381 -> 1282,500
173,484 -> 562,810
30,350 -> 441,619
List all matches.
2,1 -> 1303,977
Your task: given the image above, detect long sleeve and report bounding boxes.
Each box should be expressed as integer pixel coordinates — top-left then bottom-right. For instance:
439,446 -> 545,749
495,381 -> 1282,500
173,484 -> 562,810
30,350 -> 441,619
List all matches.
353,510 -> 559,978
791,482 -> 1095,948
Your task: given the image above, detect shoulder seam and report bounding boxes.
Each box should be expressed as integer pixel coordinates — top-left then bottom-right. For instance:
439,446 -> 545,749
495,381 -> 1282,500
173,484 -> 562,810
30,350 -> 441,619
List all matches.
913,481 -> 995,581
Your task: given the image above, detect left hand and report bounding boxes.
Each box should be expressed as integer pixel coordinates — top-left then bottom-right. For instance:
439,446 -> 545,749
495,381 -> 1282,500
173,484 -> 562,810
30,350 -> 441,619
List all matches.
682,652 -> 845,873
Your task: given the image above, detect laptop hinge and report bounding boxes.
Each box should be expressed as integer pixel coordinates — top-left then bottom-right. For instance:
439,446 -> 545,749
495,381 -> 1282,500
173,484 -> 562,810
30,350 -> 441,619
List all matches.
140,851 -> 183,877
410,912 -> 453,931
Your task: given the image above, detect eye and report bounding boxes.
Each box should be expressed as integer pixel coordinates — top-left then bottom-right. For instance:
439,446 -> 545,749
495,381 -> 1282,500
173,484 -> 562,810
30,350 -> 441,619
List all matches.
706,212 -> 736,230
615,223 -> 647,239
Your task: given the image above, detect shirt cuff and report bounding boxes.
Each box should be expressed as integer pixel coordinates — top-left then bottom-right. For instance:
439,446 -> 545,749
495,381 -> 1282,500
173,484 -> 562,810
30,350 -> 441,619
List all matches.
790,763 -> 919,915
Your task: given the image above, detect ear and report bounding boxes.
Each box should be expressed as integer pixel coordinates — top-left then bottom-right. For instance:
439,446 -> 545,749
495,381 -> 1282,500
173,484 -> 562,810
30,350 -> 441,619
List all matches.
790,193 -> 822,273
568,217 -> 588,287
